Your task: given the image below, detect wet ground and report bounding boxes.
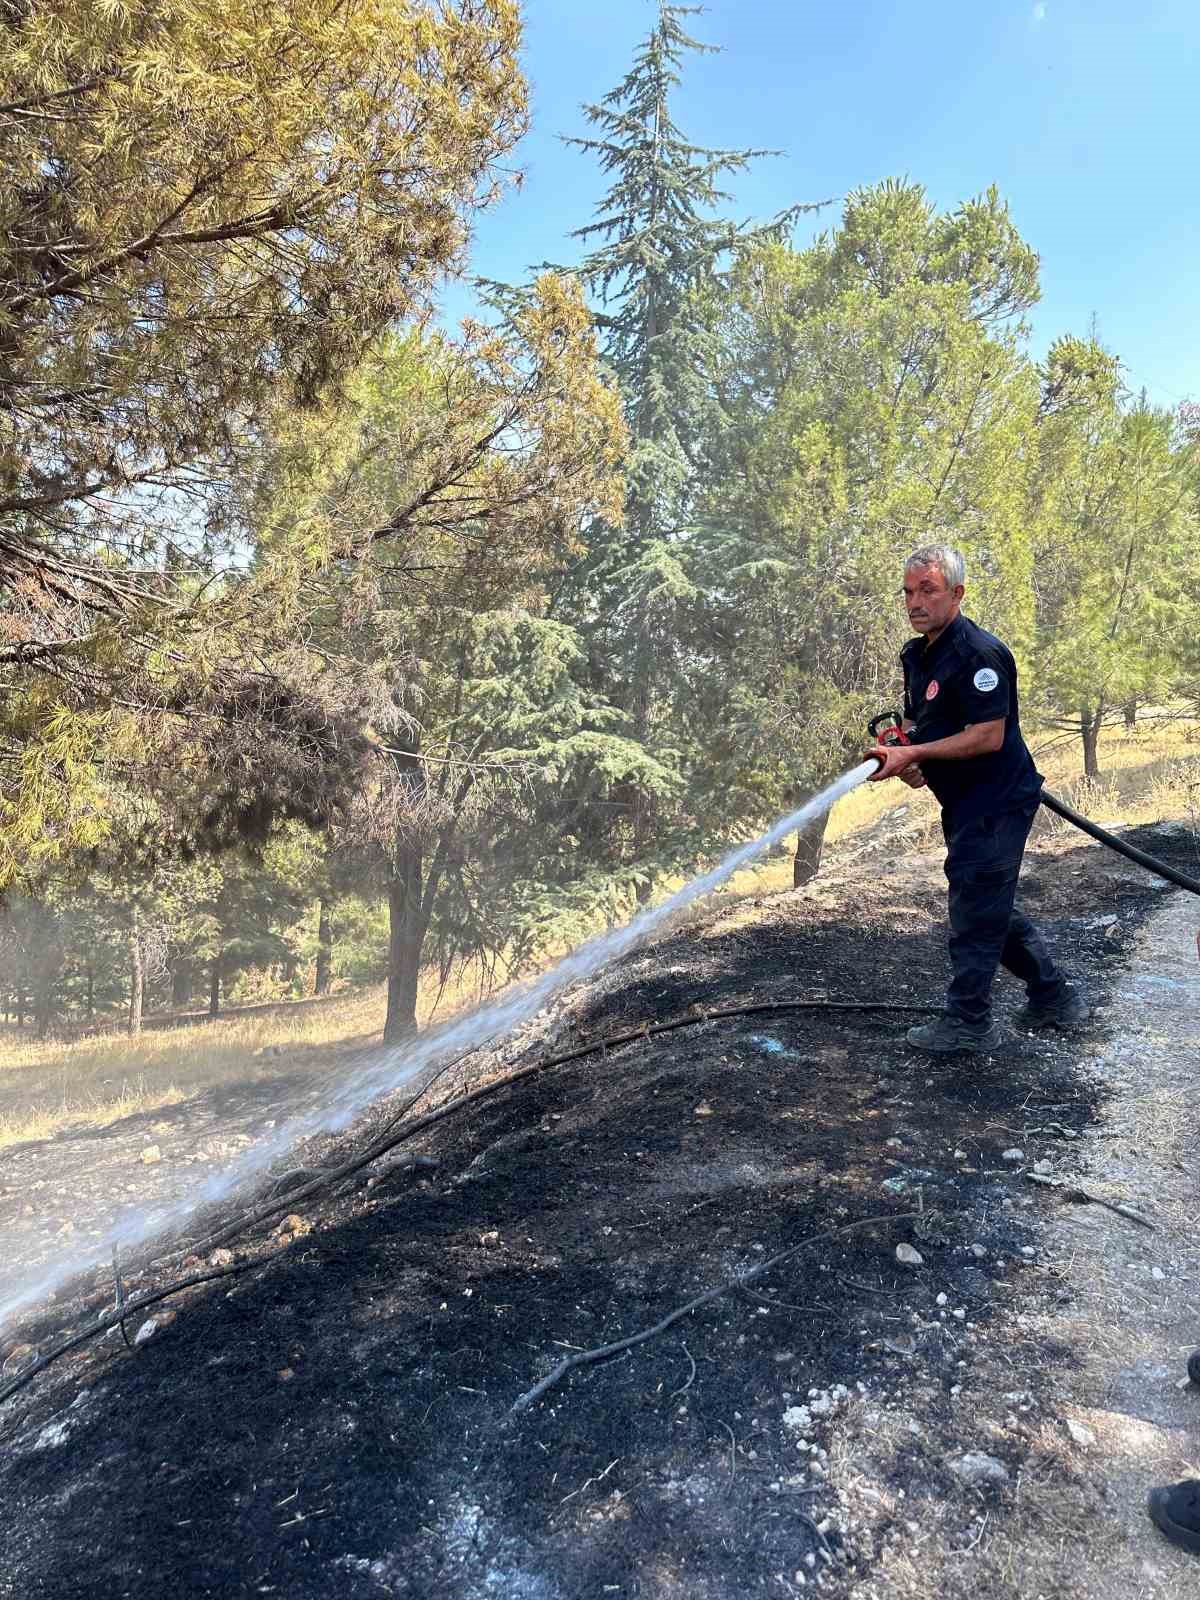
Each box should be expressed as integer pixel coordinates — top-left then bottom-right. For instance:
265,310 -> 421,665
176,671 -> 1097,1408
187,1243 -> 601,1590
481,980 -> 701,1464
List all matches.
0,818 -> 1197,1600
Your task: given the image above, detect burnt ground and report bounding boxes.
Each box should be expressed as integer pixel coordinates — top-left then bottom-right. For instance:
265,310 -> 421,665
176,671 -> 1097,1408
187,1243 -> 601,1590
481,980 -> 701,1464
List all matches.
0,818 -> 1197,1600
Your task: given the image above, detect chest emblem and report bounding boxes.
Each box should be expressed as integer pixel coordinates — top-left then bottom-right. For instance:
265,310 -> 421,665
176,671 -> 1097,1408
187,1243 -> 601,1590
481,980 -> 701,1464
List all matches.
925,680 -> 940,701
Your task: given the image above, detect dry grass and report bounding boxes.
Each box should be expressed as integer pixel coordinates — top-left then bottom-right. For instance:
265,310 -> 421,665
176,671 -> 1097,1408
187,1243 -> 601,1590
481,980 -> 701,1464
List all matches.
0,1079 -> 187,1151
0,968 -> 496,1141
0,986 -> 386,1078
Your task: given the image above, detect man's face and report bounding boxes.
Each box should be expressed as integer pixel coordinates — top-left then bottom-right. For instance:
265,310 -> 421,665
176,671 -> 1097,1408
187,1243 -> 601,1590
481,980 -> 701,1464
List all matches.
903,563 -> 963,636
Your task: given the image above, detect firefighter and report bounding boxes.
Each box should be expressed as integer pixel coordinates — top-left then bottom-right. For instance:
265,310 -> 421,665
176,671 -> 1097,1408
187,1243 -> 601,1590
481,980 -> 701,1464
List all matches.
866,542 -> 1088,1052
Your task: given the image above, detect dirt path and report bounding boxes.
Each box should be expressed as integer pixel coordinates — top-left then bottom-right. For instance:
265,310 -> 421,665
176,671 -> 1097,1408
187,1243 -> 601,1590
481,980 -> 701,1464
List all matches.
1013,885 -> 1200,1599
0,817 -> 1197,1600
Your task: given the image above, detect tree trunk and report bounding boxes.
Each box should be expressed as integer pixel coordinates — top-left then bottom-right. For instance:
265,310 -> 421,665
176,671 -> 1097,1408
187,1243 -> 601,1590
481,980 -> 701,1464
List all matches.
85,960 -> 95,1023
171,959 -> 192,1009
208,962 -> 222,1019
34,977 -> 55,1039
1081,705 -> 1102,779
127,910 -> 145,1037
1122,697 -> 1137,732
793,809 -> 831,887
384,835 -> 424,1043
315,898 -> 333,997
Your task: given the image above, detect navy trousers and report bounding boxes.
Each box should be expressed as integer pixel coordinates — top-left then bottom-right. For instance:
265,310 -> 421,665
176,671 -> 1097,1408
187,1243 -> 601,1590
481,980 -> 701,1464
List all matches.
941,804 -> 1065,1025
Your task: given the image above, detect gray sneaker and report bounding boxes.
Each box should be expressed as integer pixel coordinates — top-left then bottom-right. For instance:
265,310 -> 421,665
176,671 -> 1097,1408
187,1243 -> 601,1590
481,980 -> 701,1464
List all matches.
1016,985 -> 1090,1031
906,1017 -> 1004,1054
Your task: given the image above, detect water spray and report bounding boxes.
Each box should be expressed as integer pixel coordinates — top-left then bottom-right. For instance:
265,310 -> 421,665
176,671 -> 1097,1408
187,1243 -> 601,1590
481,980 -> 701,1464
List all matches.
0,761 -> 882,1331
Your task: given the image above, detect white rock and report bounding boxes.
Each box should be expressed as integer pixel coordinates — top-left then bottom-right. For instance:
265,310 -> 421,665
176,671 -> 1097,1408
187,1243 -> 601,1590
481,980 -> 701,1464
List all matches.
1001,1148 -> 1024,1164
936,1292 -> 948,1307
1033,1160 -> 1053,1175
970,1244 -> 987,1259
950,1452 -> 1010,1488
33,1418 -> 72,1450
1151,1266 -> 1165,1282
895,1244 -> 924,1267
134,1318 -> 159,1345
782,1406 -> 812,1433
140,1145 -> 162,1165
1066,1419 -> 1096,1448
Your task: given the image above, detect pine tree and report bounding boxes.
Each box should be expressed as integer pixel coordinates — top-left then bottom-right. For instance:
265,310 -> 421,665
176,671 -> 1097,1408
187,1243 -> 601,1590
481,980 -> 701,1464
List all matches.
549,3 -> 819,888
1029,348 -> 1200,775
682,181 -> 1044,867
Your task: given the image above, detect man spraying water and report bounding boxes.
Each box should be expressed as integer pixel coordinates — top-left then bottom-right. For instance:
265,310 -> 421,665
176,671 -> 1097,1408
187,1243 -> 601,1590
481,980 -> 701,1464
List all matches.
865,542 -> 1088,1053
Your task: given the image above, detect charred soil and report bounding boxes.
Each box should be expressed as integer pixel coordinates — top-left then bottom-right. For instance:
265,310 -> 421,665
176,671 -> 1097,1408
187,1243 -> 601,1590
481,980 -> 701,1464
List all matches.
1,820 -> 1197,1600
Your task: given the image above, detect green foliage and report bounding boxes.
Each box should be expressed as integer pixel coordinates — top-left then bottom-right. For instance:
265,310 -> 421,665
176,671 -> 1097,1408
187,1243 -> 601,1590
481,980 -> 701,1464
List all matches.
1028,349 -> 1199,767
0,0 -> 529,878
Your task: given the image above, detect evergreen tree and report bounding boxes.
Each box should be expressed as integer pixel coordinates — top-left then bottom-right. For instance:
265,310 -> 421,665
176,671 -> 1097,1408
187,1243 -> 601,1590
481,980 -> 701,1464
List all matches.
0,0 -> 528,880
547,2 -> 820,887
1029,346 -> 1200,775
249,280 -> 641,1039
684,181 -> 1043,870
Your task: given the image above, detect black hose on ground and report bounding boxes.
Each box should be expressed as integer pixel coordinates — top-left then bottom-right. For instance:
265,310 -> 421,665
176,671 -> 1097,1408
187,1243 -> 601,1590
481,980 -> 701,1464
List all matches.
1040,789 -> 1200,897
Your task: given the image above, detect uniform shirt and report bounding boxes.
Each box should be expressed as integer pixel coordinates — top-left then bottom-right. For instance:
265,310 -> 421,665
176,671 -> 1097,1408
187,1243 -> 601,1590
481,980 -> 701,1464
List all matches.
900,612 -> 1042,822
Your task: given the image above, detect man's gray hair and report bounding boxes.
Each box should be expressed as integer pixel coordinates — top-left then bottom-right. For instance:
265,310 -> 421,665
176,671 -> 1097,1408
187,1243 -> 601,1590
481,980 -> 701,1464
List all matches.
905,542 -> 965,589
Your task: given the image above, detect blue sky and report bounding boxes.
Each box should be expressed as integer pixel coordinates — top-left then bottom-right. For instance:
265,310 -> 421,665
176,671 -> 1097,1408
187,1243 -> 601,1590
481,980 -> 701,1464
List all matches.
444,0 -> 1198,408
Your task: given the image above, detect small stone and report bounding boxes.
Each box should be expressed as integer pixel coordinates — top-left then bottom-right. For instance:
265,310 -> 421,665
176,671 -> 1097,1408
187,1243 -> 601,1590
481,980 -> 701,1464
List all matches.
134,1318 -> 159,1346
1021,1246 -> 1036,1258
885,1138 -> 904,1150
970,1244 -> 987,1259
140,1145 -> 162,1165
34,1418 -> 72,1450
1066,1418 -> 1096,1448
274,1214 -> 311,1239
953,1149 -> 967,1160
1151,1267 -> 1165,1282
1001,1148 -> 1024,1164
693,1102 -> 714,1117
895,1243 -> 923,1267
936,1292 -> 948,1307
209,1248 -> 235,1267
479,1230 -> 500,1248
1033,1160 -> 1053,1175
950,1452 -> 1010,1488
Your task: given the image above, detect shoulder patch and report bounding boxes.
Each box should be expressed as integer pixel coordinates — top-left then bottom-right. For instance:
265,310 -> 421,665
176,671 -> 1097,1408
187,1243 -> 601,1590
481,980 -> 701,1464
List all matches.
973,667 -> 1000,692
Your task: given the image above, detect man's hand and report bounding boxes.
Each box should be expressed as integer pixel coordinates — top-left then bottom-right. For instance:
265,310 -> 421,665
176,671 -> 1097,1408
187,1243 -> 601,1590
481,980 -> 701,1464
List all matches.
865,744 -> 920,782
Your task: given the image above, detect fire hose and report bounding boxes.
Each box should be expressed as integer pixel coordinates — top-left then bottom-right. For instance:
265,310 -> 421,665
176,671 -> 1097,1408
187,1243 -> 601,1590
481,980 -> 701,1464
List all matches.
868,709 -> 1200,898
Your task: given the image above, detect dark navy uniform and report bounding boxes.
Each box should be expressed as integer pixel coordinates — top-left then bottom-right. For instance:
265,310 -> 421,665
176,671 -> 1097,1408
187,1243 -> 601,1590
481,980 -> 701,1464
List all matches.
901,614 -> 1065,1025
